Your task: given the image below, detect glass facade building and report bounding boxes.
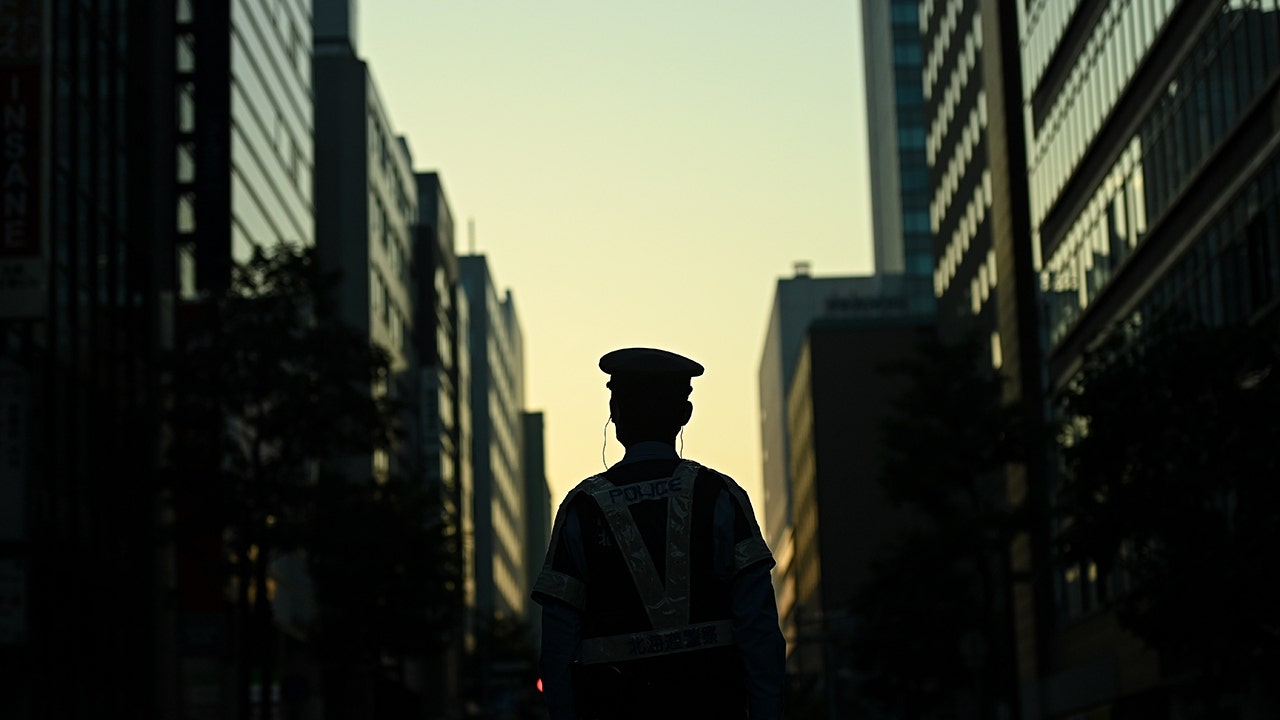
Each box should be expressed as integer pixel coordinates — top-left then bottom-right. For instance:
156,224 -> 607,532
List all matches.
1016,1 -> 1280,716
863,0 -> 935,283
1027,0 -> 1280,360
168,2 -> 316,715
182,0 -> 314,298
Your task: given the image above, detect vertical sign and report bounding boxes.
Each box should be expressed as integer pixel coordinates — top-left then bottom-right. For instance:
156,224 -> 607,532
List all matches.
0,0 -> 43,318
0,557 -> 23,645
0,362 -> 24,540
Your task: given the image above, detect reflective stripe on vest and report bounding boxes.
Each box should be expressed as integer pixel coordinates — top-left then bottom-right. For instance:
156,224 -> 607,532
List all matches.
583,460 -> 702,630
579,619 -> 735,664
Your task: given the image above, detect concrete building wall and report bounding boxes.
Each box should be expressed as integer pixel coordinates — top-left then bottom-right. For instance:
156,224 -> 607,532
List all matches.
459,255 -> 530,625
522,411 -> 550,647
313,4 -> 417,486
759,270 -> 934,640
785,318 -> 933,700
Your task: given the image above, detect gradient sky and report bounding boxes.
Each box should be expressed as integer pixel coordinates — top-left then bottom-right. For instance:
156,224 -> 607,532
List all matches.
358,0 -> 878,529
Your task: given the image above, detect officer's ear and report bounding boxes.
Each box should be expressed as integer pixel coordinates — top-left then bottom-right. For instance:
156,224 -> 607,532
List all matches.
678,400 -> 693,427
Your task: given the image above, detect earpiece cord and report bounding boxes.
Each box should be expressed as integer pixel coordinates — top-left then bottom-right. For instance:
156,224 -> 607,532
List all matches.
602,417 -> 685,464
602,415 -> 611,469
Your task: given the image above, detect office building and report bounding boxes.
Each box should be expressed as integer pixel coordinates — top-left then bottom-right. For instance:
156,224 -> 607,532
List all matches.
921,1 -> 1051,712
786,310 -> 934,711
314,6 -> 484,715
922,0 -> 1040,374
414,171 -> 473,708
180,0 -> 315,297
459,255 -> 530,626
757,268 -> 933,661
162,1 -> 319,715
314,0 -> 418,479
861,0 -> 935,283
0,3 -> 173,718
522,410 -> 551,647
1017,1 -> 1280,716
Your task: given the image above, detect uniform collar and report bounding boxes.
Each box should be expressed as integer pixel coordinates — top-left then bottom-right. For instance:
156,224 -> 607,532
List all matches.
616,441 -> 679,466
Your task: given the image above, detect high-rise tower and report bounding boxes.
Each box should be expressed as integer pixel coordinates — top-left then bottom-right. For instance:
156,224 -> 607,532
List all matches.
0,3 -> 174,717
862,0 -> 935,285
1017,1 -> 1280,715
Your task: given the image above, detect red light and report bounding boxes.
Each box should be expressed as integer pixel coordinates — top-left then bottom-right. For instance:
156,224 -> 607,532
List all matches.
536,678 -> 544,693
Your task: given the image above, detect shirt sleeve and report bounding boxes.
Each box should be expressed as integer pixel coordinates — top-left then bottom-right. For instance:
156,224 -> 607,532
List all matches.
533,494 -> 590,719
731,562 -> 787,720
539,600 -> 581,720
710,473 -> 786,718
710,472 -> 775,578
532,492 -> 589,610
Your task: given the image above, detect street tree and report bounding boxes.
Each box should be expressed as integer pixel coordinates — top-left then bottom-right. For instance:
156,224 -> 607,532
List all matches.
163,243 -> 457,718
1057,319 -> 1280,707
846,329 -> 1045,718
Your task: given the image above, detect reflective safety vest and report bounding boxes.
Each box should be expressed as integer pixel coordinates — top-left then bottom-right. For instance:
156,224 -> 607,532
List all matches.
575,460 -> 735,665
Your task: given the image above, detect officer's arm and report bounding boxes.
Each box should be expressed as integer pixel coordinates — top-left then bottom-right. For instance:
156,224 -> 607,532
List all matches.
539,600 -> 581,720
731,563 -> 785,719
714,487 -> 786,720
532,501 -> 589,720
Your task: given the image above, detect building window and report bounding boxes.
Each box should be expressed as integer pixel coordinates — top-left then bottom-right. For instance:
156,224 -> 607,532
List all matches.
1246,211 -> 1276,311
176,33 -> 195,73
177,192 -> 196,233
177,82 -> 196,133
894,43 -> 922,64
178,242 -> 197,299
371,269 -> 384,326
177,143 -> 195,184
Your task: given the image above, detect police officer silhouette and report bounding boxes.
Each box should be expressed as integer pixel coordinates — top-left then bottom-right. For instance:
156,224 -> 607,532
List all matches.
533,348 -> 786,719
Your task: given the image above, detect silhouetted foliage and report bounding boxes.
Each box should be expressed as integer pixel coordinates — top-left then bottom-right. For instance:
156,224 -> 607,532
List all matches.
305,469 -> 461,659
847,530 -> 983,716
845,329 -> 1045,719
466,616 -> 542,719
162,243 -> 458,718
1057,320 -> 1280,692
164,243 -> 399,518
877,331 -> 1043,528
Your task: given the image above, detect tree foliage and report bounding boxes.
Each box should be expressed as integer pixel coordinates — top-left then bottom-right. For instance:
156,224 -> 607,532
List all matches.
845,329 -> 1045,718
1057,319 -> 1280,679
876,330 -> 1043,531
305,468 -> 462,659
162,243 -> 461,715
164,242 -> 399,513
846,530 -> 984,716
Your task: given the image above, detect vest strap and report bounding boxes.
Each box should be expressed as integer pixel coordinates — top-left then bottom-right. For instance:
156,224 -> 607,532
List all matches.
578,619 -> 735,664
584,460 -> 702,629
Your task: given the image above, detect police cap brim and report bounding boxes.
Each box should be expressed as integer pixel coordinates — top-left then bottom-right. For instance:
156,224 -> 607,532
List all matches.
599,347 -> 704,391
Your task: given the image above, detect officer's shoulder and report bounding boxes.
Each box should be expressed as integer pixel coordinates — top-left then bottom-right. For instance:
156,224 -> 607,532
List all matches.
691,463 -> 745,492
557,474 -> 608,509
689,460 -> 733,482
570,470 -> 612,489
